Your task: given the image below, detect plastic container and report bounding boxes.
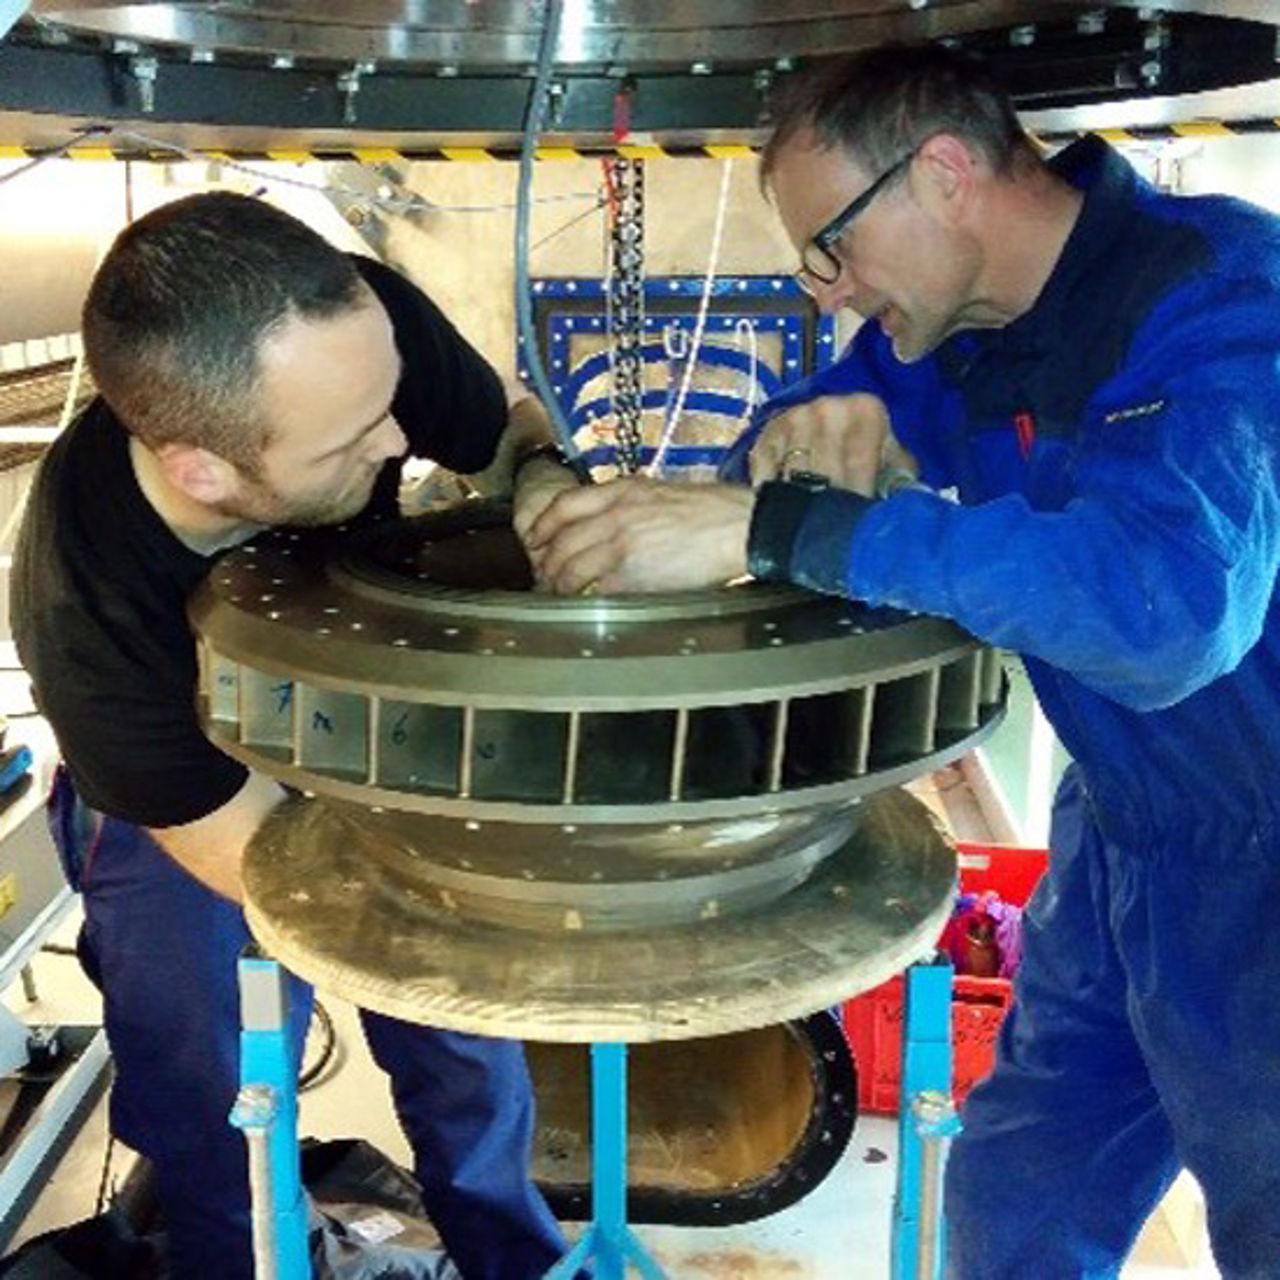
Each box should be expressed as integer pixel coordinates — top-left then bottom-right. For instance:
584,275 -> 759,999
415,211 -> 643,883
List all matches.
842,841 -> 1049,1114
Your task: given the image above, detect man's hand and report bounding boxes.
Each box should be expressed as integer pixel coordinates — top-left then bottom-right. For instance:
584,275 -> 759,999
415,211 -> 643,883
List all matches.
149,770 -> 287,904
511,453 -> 581,546
749,392 -> 917,495
525,478 -> 755,595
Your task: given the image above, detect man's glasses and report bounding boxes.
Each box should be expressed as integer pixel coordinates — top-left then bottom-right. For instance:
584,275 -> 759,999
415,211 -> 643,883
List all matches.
795,149 -> 917,293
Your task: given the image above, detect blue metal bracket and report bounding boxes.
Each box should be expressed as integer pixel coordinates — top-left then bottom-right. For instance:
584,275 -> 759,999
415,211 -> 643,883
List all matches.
231,954 -> 310,1280
892,956 -> 960,1280
544,1043 -> 668,1280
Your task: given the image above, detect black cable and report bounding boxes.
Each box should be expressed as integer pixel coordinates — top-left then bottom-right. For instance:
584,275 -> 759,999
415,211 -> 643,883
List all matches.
35,957 -> 337,1083
531,190 -> 607,254
514,0 -> 577,455
34,951 -> 340,1080
298,997 -> 338,1092
95,1132 -> 116,1218
0,126 -> 111,187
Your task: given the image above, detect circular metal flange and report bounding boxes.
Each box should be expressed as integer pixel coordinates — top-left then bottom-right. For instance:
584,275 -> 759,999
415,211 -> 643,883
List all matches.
190,502 -> 1006,834
242,785 -> 955,1042
24,2 -> 1076,71
356,802 -> 861,932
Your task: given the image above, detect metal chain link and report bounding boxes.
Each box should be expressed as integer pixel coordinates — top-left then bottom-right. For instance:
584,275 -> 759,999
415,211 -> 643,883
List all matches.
607,158 -> 646,474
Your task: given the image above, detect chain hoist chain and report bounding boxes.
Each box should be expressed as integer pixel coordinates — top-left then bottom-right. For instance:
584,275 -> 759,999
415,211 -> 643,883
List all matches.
608,157 -> 646,474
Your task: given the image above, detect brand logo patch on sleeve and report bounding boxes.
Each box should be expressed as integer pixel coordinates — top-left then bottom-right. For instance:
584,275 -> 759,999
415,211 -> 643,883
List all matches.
1103,398 -> 1167,424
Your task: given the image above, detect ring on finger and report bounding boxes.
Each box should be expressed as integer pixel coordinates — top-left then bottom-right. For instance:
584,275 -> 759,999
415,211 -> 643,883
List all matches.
780,446 -> 814,480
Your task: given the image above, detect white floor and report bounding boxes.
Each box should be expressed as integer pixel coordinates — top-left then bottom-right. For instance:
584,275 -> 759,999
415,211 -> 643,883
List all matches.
2,912 -> 1220,1279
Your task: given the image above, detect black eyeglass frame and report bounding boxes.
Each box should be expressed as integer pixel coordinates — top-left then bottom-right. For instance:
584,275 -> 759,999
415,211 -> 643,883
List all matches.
796,148 -> 918,289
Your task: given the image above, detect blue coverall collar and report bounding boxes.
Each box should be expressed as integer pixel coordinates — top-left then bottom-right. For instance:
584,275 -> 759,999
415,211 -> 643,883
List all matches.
940,135 -> 1142,375
999,136 -> 1141,346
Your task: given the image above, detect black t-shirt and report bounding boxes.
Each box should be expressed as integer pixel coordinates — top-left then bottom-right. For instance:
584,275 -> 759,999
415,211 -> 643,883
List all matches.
12,254 -> 506,826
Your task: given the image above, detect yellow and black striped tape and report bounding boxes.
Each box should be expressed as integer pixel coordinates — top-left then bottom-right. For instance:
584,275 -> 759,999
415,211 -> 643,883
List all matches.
0,124 -> 1276,163
0,141 -> 763,163
1093,121 -> 1244,143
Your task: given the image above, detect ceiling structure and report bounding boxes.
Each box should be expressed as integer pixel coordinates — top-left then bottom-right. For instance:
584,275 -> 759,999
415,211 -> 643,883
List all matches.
0,1 -> 1279,154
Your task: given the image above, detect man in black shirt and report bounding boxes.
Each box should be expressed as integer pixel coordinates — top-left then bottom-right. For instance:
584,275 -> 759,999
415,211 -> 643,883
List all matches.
13,193 -> 580,1279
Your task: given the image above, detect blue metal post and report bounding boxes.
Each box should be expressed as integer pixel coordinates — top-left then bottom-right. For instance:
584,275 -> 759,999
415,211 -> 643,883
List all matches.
590,1042 -> 628,1278
230,954 -> 310,1280
544,1042 -> 668,1280
892,956 -> 961,1280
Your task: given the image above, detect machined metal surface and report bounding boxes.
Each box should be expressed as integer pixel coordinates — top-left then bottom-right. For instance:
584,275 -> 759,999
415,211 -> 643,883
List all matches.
194,503 -> 997,1036
191,501 -> 1005,833
7,3 -> 1280,150
243,783 -> 956,1040
22,2 -> 1100,70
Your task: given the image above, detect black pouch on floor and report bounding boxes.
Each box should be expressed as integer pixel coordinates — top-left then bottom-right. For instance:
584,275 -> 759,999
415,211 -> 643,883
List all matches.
0,1205 -> 164,1279
0,1141 -> 452,1280
302,1137 -> 459,1280
302,1137 -> 427,1219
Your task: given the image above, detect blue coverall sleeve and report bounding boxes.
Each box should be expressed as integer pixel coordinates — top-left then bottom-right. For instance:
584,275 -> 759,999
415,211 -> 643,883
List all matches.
788,279 -> 1280,711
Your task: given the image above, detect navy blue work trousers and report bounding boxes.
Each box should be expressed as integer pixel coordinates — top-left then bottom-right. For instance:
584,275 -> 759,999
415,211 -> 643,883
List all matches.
946,765 -> 1280,1278
48,768 -> 567,1280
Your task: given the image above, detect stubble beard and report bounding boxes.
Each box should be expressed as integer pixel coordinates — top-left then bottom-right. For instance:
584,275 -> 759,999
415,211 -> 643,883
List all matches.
219,469 -> 377,529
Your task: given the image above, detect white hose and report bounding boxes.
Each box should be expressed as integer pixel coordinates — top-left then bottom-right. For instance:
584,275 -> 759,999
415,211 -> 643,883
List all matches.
734,317 -> 759,434
648,157 -> 734,478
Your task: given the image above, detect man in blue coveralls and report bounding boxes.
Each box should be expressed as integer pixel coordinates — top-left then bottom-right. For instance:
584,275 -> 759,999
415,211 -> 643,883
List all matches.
526,43 -> 1280,1279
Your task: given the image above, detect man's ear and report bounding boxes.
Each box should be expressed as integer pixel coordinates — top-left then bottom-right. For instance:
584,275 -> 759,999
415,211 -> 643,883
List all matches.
914,133 -> 980,224
154,442 -> 241,506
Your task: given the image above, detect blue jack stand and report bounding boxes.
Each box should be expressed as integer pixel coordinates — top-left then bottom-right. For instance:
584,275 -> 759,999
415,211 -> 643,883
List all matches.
891,955 -> 961,1280
544,1043 -> 668,1280
230,952 -> 311,1280
227,951 -> 950,1279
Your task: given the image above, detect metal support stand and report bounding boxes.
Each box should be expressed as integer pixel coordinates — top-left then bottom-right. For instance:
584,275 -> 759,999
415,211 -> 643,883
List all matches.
544,1042 -> 668,1280
230,953 -> 310,1280
892,956 -> 961,1280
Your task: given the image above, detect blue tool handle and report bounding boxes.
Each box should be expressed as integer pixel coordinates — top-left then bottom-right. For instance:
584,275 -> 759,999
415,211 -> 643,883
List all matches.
0,746 -> 33,793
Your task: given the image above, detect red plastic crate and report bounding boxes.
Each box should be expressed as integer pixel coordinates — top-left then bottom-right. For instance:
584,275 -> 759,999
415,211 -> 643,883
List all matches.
842,841 -> 1048,1115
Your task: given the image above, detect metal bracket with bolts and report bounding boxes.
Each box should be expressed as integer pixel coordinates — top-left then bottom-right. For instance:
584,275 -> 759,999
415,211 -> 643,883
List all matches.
337,59 -> 377,126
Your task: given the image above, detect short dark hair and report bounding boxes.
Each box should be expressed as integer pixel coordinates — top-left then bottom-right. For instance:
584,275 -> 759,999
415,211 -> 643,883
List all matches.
83,192 -> 365,472
761,43 -> 1038,189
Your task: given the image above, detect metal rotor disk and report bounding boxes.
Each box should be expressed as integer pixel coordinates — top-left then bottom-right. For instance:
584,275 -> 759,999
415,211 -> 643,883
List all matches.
242,785 -> 955,1043
190,504 -> 1006,835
